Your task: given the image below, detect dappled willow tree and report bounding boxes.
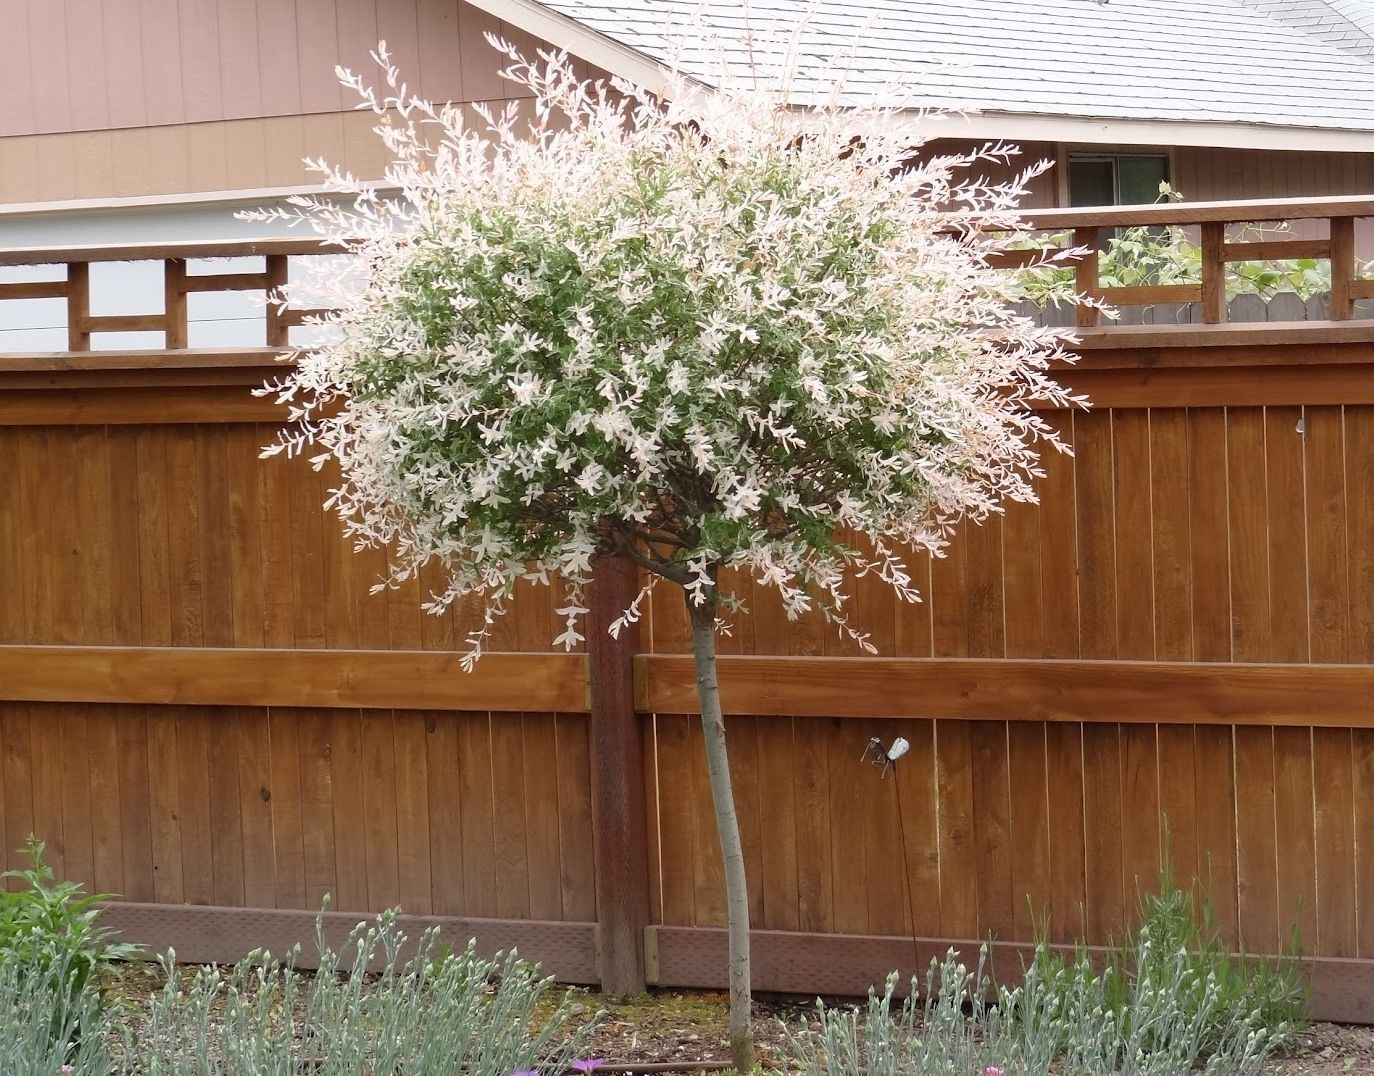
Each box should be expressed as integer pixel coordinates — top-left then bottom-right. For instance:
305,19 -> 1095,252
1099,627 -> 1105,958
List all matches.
253,37 -> 1081,1071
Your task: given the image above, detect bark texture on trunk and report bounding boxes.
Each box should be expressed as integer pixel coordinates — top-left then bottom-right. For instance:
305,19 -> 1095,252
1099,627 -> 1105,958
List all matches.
688,592 -> 755,1074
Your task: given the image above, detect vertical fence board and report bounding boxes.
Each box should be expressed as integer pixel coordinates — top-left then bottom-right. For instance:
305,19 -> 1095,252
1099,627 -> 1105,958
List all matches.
1266,407 -> 1310,663
1313,727 -> 1357,957
859,718 -> 907,936
1150,409 -> 1193,661
1113,410 -> 1154,660
57,710 -> 95,890
896,719 -> 940,937
1082,724 -> 1125,945
1228,409 -> 1271,662
1273,726 -> 1317,948
174,708 -> 215,906
689,717 -> 727,929
1008,722 -> 1051,939
935,720 -> 978,938
29,708 -> 65,879
1306,407 -> 1349,664
1045,722 -> 1087,944
393,710 -> 433,917
555,713 -> 597,923
456,713 -> 498,918
1119,723 -> 1160,914
145,708 -> 184,905
115,707 -> 155,903
654,714 -> 696,928
1156,725 -> 1198,888
236,708 -> 276,909
267,710 -> 307,910
206,712 -> 246,907
756,716 -> 799,932
360,711 -> 402,914
827,721 -> 869,934
793,717 -> 834,934
1189,409 -> 1232,662
969,721 -> 1013,939
425,713 -> 465,917
1234,727 -> 1280,953
1074,411 -> 1117,662
1193,725 -> 1239,946
298,710 -> 338,910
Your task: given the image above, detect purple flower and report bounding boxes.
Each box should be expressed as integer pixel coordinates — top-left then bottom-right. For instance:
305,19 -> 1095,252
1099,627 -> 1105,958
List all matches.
572,1061 -> 606,1074
512,1070 -> 539,1076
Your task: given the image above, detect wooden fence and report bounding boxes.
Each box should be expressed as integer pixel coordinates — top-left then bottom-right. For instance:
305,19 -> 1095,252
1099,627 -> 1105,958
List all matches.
5,195 -> 1374,1019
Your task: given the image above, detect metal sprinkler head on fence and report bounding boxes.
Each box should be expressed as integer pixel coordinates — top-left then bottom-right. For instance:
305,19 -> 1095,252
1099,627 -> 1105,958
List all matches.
860,735 -> 910,778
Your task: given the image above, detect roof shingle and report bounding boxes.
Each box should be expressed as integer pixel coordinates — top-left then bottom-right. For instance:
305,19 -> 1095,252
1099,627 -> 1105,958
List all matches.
534,0 -> 1374,132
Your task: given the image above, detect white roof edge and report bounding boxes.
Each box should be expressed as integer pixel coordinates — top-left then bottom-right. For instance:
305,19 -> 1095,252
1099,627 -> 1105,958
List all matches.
0,183 -> 326,216
0,182 -> 399,217
463,0 -> 675,92
920,111 -> 1374,153
469,0 -> 1374,152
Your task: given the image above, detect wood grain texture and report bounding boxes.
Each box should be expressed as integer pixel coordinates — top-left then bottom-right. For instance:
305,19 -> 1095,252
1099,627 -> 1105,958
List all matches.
0,646 -> 586,711
7,243 -> 1374,987
636,655 -> 1374,726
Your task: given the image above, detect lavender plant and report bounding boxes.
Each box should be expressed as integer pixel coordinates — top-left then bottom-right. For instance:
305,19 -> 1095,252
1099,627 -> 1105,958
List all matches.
785,936 -> 1281,1076
250,36 -> 1081,1069
0,938 -> 115,1076
133,909 -> 591,1076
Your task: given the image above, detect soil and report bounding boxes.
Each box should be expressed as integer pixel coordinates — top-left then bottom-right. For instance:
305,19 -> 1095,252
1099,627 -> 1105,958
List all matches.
573,993 -> 1374,1075
1268,1022 -> 1374,1075
100,965 -> 1374,1074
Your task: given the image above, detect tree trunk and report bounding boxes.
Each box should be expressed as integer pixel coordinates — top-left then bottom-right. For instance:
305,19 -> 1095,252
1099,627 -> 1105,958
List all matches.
688,592 -> 755,1074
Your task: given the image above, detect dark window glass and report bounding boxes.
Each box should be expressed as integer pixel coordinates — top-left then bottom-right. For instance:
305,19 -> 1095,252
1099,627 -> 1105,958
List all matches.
1068,157 -> 1116,207
1117,155 -> 1169,205
1068,153 -> 1169,206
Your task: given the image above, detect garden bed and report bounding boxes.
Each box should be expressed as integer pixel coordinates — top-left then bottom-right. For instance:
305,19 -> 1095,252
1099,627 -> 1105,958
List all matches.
99,964 -> 1371,1076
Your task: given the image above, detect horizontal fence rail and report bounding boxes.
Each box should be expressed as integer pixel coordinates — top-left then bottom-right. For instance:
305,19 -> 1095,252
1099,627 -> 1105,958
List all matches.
2,645 -> 1373,730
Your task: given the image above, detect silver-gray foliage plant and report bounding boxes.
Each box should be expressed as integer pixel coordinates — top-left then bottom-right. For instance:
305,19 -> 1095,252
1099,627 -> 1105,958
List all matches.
129,909 -> 592,1076
0,938 -> 115,1076
785,931 -> 1281,1076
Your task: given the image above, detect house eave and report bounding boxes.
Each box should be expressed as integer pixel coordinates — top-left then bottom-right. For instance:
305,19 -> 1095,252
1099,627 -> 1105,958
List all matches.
922,111 -> 1374,153
466,0 -> 1374,155
462,0 -> 676,93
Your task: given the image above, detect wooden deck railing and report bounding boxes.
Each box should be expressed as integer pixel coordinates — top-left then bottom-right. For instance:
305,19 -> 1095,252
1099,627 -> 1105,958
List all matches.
0,236 -> 333,351
979,194 -> 1374,328
2,195 -> 1374,357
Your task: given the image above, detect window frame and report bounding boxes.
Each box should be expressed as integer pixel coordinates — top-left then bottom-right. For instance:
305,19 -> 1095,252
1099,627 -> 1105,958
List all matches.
1055,145 -> 1177,207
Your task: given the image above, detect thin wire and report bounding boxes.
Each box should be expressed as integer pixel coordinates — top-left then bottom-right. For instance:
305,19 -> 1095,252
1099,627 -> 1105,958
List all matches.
890,762 -> 922,980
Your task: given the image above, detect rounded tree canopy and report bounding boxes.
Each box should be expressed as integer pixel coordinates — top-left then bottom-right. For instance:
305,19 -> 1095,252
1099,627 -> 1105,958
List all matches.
254,38 -> 1082,665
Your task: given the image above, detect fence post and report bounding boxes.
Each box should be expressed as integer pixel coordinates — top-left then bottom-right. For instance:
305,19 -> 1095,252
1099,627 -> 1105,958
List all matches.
1074,227 -> 1100,328
1330,216 -> 1355,321
1200,222 -> 1226,323
585,555 -> 650,994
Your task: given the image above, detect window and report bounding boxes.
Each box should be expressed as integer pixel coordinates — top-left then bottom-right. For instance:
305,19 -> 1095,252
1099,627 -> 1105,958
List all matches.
1068,153 -> 1169,207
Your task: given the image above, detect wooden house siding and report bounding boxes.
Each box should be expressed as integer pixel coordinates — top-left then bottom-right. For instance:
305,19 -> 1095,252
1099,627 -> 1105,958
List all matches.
1,0 -> 531,136
2,0 -> 1372,207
